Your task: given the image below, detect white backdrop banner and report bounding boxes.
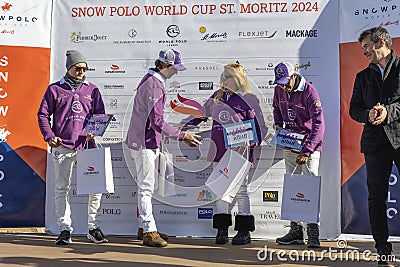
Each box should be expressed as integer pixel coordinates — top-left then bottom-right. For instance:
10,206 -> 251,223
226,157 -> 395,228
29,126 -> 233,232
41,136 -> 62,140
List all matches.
0,0 -> 51,228
47,0 -> 341,239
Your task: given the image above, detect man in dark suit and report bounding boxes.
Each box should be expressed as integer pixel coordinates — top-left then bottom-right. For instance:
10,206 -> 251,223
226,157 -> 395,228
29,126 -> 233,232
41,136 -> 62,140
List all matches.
349,26 -> 400,266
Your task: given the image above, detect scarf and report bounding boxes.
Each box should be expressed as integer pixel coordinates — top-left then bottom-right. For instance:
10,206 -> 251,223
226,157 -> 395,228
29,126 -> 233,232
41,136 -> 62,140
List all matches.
64,73 -> 85,90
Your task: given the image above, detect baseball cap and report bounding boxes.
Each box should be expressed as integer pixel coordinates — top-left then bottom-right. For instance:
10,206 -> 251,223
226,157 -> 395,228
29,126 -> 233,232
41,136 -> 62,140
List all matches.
158,49 -> 187,71
274,62 -> 295,85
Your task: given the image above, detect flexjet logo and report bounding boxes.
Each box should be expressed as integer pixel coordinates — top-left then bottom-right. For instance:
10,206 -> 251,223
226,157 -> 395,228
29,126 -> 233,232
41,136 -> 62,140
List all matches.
238,30 -> 277,39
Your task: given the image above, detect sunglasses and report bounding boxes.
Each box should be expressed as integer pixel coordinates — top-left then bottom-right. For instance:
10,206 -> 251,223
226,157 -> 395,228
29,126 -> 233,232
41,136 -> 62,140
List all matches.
73,66 -> 88,72
277,83 -> 289,87
221,73 -> 234,81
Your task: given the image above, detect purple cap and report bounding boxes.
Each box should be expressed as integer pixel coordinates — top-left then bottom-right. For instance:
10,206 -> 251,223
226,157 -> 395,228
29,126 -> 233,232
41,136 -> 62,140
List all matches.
158,49 -> 186,71
274,62 -> 295,85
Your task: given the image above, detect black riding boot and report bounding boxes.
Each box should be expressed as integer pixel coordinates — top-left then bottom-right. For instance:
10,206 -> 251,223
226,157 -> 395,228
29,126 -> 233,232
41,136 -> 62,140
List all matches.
213,213 -> 232,244
232,215 -> 255,245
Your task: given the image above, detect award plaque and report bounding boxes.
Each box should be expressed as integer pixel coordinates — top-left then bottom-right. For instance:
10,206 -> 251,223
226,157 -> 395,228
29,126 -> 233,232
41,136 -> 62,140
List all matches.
273,129 -> 307,152
222,119 -> 258,149
82,114 -> 114,137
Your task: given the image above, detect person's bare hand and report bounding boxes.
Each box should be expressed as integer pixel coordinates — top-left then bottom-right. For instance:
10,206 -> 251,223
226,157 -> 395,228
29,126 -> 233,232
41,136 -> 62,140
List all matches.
183,133 -> 202,147
372,103 -> 387,125
368,108 -> 378,123
296,152 -> 308,165
86,133 -> 95,140
48,137 -> 62,147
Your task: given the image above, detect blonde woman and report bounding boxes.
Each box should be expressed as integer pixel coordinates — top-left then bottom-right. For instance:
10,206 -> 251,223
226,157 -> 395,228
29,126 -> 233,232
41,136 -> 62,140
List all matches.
184,63 -> 267,245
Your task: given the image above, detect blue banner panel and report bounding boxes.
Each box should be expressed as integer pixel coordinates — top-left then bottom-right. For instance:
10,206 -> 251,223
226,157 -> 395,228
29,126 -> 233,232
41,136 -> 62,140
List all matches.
342,164 -> 400,236
0,142 -> 45,227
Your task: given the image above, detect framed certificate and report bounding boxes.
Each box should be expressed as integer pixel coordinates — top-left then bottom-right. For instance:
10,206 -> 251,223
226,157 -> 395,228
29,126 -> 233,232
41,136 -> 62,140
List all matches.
82,114 -> 114,137
222,119 -> 258,149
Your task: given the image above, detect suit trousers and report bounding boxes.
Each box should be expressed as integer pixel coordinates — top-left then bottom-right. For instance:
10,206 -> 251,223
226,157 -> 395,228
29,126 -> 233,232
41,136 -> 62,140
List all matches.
364,139 -> 400,248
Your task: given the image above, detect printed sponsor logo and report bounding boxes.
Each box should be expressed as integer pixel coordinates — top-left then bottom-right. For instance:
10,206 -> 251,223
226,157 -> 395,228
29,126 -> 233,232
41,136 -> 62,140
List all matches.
103,193 -> 121,200
83,166 -> 99,175
128,28 -> 137,38
255,62 -> 275,71
0,29 -> 14,35
238,30 -> 277,39
354,4 -> 397,18
198,189 -> 212,201
295,61 -> 312,71
260,97 -> 273,105
104,84 -> 125,90
1,2 -> 12,12
111,156 -> 123,162
0,127 -> 11,142
259,210 -> 280,220
291,192 -> 310,202
170,193 -> 187,198
0,1 -> 38,25
113,175 -> 127,180
105,64 -> 125,74
257,85 -> 275,90
166,24 -> 180,37
200,29 -> 228,43
102,137 -> 123,142
196,171 -> 211,180
198,208 -> 213,219
102,208 -> 122,215
199,82 -> 213,90
113,28 -> 152,45
286,29 -> 318,38
263,191 -> 278,202
70,31 -> 107,43
168,81 -> 185,93
160,210 -> 188,215
174,176 -> 185,183
158,24 -> 188,47
379,19 -> 399,28
109,117 -> 121,129
193,65 -> 220,71
109,98 -> 118,109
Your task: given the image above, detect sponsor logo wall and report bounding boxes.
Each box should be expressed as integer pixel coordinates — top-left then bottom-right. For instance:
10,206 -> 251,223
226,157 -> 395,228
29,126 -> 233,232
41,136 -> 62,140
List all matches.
45,0 -> 341,238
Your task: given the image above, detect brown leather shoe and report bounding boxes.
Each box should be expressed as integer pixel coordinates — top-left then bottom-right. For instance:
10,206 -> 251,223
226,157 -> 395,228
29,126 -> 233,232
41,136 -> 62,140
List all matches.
143,231 -> 167,247
137,228 -> 169,241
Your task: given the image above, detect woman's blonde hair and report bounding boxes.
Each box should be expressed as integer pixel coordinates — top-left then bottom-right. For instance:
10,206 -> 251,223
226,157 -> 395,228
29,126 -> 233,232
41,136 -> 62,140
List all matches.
215,62 -> 252,102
